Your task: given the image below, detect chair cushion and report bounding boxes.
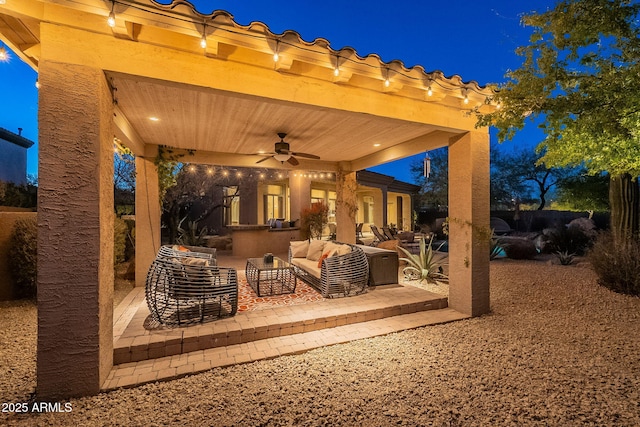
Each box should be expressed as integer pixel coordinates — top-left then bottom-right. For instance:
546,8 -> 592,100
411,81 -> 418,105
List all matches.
290,240 -> 310,258
306,240 -> 327,261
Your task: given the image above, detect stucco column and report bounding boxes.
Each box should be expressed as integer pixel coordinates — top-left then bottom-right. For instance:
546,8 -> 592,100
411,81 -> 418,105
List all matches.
335,167 -> 357,244
37,61 -> 114,398
372,188 -> 384,228
135,153 -> 161,288
289,173 -> 311,226
447,131 -> 490,316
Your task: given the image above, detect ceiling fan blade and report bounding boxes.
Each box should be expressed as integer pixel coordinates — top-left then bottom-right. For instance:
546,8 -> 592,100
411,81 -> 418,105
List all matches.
256,156 -> 272,164
287,156 -> 299,166
291,152 -> 320,160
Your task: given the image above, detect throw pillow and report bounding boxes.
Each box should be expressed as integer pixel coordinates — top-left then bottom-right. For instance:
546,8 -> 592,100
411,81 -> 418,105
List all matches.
290,240 -> 310,258
306,240 -> 327,261
317,252 -> 330,268
323,242 -> 341,257
334,244 -> 352,256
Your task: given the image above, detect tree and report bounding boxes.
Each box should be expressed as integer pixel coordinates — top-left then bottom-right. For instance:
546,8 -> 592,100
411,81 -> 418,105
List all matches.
554,172 -> 610,212
478,0 -> 640,238
490,146 -> 531,209
410,147 -> 448,210
161,163 -> 232,243
113,150 -> 136,214
492,147 -> 573,210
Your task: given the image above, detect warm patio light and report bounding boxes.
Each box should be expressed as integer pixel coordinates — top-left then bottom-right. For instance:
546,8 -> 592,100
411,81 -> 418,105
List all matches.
427,86 -> 433,96
0,0 -> 6,5
200,23 -> 207,49
149,116 -> 160,122
373,143 -> 381,147
273,40 -> 280,62
207,168 -> 214,175
384,78 -> 390,88
273,153 -> 291,162
35,78 -> 40,89
333,66 -> 339,77
107,1 -> 116,28
0,45 -> 8,62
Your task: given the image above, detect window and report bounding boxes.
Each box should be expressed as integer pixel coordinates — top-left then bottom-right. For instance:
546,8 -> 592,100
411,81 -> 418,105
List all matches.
223,186 -> 240,225
264,184 -> 285,220
311,188 -> 326,205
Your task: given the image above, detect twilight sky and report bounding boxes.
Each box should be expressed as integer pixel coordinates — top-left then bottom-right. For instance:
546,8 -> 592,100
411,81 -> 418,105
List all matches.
0,0 -> 558,183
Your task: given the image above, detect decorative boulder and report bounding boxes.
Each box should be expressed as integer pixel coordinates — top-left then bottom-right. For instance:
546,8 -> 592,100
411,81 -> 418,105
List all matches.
502,237 -> 538,260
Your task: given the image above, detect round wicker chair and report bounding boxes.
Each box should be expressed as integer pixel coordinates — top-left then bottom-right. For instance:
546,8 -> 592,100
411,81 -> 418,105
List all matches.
145,245 -> 237,326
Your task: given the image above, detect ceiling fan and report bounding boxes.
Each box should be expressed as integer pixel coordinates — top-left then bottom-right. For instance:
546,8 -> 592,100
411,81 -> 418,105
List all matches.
256,132 -> 320,166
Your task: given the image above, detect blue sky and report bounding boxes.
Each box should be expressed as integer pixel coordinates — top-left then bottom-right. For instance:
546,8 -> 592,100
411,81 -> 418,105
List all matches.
0,0 -> 557,183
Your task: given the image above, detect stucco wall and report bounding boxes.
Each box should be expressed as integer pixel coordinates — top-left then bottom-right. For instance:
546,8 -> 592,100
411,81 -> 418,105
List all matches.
0,212 -> 37,300
0,139 -> 28,185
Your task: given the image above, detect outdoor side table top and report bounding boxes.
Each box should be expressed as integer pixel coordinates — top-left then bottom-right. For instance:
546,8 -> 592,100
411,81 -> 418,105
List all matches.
245,257 -> 297,297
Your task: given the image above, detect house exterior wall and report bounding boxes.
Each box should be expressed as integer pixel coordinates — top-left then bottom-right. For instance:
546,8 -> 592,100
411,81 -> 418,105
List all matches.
0,139 -> 29,184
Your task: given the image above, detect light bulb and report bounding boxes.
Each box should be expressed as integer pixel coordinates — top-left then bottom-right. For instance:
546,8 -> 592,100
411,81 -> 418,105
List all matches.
384,78 -> 390,88
427,87 -> 433,97
35,79 -> 40,89
333,67 -> 339,77
464,96 -> 469,104
273,52 -> 279,62
0,46 -> 7,62
200,35 -> 207,49
107,11 -> 116,27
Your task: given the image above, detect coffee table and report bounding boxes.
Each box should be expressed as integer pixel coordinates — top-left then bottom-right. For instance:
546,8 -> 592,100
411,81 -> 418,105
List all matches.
245,256 -> 297,297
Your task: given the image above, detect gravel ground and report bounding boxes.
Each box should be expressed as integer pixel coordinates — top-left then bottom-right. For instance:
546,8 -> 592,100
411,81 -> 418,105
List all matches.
2,258 -> 640,426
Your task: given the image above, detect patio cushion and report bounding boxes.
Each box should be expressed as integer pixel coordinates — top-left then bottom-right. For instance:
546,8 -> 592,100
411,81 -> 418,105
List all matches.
291,258 -> 321,278
290,240 -> 309,258
306,240 -> 327,261
323,242 -> 341,257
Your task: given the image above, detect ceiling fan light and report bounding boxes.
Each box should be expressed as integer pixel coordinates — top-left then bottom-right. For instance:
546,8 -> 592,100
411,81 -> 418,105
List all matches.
273,153 -> 291,162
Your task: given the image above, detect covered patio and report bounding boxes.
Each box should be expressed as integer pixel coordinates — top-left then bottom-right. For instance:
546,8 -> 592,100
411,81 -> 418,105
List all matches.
1,0 -> 493,398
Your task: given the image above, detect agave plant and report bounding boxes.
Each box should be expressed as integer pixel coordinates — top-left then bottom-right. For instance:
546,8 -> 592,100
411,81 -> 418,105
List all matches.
397,235 -> 448,284
555,250 -> 576,266
176,217 -> 208,247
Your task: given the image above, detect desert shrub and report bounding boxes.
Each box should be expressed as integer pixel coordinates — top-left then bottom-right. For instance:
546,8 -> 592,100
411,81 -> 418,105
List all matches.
114,217 -> 128,264
541,223 -> 594,256
176,218 -> 207,246
300,202 -> 328,240
8,217 -> 38,299
589,232 -> 640,296
502,238 -> 538,260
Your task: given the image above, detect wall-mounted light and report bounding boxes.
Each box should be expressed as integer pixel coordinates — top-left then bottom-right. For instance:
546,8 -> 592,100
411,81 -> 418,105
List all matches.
273,40 -> 280,62
35,78 -> 40,89
333,55 -> 340,77
107,1 -> 116,28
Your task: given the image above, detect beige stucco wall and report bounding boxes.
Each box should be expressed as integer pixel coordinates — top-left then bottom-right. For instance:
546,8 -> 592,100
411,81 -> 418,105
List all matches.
37,61 -> 114,399
0,212 -> 37,301
447,131 -> 490,316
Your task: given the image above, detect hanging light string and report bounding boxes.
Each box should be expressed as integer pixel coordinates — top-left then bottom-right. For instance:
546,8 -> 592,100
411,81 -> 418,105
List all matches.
92,0 -> 493,102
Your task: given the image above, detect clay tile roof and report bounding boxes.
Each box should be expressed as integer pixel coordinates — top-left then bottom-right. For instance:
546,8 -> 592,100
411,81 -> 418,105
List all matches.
149,0 -> 491,94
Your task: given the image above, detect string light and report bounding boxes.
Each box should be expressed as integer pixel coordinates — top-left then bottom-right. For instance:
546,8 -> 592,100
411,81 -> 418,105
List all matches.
107,1 -> 116,28
0,43 -> 8,62
200,23 -> 207,49
94,1 -> 494,107
207,167 -> 214,175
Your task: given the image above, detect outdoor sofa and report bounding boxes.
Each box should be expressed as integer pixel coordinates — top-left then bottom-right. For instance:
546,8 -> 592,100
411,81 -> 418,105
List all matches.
145,245 -> 238,326
288,240 -> 369,298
